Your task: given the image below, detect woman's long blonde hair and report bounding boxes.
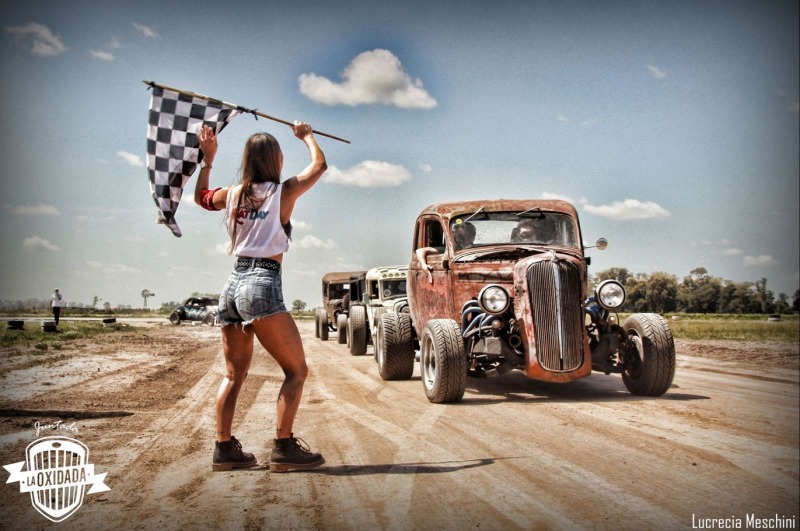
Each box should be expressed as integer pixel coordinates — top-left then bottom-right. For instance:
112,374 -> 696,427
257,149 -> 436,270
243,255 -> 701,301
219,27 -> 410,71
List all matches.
227,132 -> 283,254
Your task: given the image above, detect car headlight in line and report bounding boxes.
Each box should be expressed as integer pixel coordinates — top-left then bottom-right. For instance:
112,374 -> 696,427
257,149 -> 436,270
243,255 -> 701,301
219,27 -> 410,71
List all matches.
478,285 -> 510,315
596,280 -> 626,310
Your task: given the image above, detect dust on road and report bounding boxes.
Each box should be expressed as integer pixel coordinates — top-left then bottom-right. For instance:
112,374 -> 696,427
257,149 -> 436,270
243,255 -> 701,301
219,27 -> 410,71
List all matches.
0,320 -> 797,530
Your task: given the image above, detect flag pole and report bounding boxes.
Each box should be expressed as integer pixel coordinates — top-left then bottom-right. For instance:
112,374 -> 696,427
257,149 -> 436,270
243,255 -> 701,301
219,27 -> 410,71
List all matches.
143,80 -> 351,144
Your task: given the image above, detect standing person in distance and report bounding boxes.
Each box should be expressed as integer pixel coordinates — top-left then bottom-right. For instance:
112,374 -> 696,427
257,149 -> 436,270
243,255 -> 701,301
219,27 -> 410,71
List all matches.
49,288 -> 63,325
195,121 -> 327,472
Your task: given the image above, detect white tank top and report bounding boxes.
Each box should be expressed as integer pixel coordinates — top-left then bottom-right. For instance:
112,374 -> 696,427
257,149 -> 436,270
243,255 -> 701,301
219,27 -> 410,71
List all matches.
226,182 -> 290,258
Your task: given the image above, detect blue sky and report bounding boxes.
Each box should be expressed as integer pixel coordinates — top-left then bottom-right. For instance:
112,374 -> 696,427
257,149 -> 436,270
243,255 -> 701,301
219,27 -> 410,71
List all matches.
1,0 -> 797,309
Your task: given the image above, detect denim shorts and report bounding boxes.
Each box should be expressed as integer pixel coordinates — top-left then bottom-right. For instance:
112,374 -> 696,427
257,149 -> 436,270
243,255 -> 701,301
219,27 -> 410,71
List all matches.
217,263 -> 287,327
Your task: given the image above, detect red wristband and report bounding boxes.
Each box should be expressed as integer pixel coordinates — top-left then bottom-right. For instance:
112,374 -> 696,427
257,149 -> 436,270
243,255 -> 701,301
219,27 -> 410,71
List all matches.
199,187 -> 222,211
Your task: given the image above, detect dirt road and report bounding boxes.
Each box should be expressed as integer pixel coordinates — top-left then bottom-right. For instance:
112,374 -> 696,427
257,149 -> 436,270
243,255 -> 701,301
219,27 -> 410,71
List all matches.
1,320 -> 797,530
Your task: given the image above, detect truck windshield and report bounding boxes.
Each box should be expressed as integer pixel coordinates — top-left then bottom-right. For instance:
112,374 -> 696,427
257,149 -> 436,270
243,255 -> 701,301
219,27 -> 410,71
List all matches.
449,211 -> 580,251
380,279 -> 407,300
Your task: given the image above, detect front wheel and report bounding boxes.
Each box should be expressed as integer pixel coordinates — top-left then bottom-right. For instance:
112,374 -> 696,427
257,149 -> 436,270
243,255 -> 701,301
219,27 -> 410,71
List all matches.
621,313 -> 675,396
314,309 -> 321,338
377,312 -> 415,380
169,312 -> 181,325
420,319 -> 467,403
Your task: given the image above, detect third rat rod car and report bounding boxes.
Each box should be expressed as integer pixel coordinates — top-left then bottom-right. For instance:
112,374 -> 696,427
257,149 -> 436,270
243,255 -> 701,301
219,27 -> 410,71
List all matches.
375,199 -> 676,403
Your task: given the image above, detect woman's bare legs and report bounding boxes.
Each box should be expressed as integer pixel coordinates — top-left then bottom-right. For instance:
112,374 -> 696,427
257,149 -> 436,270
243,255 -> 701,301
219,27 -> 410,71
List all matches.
250,312 -> 308,439
216,324 -> 254,441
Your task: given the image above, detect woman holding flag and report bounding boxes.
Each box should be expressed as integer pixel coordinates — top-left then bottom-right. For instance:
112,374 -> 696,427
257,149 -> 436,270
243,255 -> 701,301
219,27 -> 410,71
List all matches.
195,121 -> 327,472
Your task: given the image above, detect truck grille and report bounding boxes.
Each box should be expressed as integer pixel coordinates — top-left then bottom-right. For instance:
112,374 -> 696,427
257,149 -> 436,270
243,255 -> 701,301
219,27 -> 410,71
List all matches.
527,259 -> 584,371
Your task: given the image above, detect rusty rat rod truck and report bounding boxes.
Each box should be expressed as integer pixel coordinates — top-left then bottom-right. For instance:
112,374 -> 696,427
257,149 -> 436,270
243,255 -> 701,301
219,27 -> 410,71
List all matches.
374,199 -> 675,403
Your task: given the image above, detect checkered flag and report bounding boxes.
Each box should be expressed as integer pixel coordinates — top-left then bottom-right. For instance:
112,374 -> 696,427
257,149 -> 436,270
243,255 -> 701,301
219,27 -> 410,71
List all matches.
146,86 -> 242,237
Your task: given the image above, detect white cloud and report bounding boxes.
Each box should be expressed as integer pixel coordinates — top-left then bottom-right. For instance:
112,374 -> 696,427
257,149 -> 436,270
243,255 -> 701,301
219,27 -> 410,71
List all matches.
647,64 -> 667,79
418,162 -> 432,173
299,49 -> 437,109
291,219 -> 312,231
743,254 -> 778,267
557,114 -> 568,122
324,161 -> 412,188
91,49 -> 115,61
8,203 -> 60,215
132,22 -> 158,39
5,22 -> 67,57
541,192 -> 574,203
23,236 -> 60,251
117,151 -> 144,167
582,199 -> 671,220
110,37 -> 121,49
720,248 -> 743,256
87,260 -> 142,274
294,235 -> 336,250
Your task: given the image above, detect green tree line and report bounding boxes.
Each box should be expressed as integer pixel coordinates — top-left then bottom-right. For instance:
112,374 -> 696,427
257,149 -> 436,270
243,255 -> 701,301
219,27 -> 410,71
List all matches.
592,267 -> 799,315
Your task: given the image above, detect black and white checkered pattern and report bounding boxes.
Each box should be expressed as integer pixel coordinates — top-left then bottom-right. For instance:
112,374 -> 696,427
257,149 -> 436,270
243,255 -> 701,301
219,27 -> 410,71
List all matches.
146,86 -> 242,237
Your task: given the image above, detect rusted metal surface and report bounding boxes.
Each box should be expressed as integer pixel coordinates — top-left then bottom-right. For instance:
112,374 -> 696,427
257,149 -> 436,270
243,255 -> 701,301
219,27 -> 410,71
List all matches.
408,199 -> 591,384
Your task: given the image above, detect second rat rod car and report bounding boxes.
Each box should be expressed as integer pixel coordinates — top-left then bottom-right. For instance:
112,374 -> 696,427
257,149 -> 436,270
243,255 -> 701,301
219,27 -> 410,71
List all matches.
377,199 -> 675,403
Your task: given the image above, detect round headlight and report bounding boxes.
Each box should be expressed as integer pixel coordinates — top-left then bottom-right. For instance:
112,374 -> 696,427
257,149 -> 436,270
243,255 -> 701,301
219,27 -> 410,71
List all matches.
596,280 -> 626,310
478,285 -> 510,315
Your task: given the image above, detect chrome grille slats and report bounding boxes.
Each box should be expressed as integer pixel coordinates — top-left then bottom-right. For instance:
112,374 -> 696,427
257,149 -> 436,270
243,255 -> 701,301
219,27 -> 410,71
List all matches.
527,259 -> 584,371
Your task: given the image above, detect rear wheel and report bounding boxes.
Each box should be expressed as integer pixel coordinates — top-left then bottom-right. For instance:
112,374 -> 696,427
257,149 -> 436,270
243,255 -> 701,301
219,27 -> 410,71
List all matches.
621,313 -> 675,396
169,312 -> 181,325
377,313 -> 415,380
336,313 -> 348,344
420,319 -> 467,403
349,305 -> 367,356
319,309 -> 329,341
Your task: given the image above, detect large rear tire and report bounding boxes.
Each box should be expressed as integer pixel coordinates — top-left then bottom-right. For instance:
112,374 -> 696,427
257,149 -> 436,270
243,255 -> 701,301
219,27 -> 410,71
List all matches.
377,313 -> 415,380
319,309 -> 329,341
420,319 -> 467,403
621,313 -> 675,396
336,313 -> 348,344
314,309 -> 321,338
349,305 -> 367,356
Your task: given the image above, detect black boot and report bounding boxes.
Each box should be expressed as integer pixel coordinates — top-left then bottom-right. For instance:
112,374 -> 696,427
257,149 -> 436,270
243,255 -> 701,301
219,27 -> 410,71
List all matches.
212,436 -> 257,471
269,434 -> 324,472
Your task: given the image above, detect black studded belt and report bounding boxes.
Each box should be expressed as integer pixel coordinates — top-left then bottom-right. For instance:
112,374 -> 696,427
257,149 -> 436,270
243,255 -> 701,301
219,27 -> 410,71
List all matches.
235,257 -> 281,271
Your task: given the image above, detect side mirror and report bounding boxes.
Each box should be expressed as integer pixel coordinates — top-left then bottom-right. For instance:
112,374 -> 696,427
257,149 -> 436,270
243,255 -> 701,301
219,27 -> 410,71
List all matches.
594,238 -> 608,250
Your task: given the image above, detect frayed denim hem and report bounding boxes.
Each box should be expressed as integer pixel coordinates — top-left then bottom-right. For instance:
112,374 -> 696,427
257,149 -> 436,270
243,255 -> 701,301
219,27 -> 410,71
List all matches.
219,308 -> 290,329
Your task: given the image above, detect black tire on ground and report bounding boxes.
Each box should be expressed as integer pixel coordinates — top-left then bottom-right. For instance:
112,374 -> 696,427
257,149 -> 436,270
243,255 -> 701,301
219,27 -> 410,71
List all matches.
336,313 -> 348,344
204,314 -> 215,326
169,312 -> 181,325
314,309 -> 321,338
377,312 -> 415,380
371,307 -> 387,359
621,313 -> 676,396
319,309 -> 329,341
420,319 -> 467,403
348,305 -> 367,356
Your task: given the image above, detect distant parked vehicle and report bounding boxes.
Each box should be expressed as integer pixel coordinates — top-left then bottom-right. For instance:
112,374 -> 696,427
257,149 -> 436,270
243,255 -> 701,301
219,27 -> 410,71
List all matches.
169,297 -> 218,325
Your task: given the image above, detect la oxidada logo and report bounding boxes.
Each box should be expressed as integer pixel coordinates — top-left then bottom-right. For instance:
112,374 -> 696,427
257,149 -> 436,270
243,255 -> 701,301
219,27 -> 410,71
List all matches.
4,436 -> 110,522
